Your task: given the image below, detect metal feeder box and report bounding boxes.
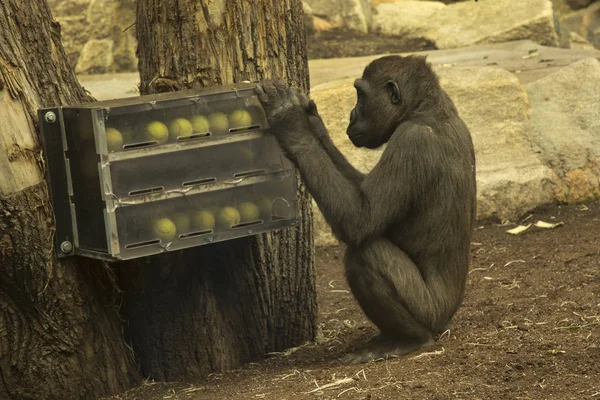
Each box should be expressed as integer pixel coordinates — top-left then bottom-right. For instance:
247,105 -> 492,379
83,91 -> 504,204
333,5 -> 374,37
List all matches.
39,82 -> 298,261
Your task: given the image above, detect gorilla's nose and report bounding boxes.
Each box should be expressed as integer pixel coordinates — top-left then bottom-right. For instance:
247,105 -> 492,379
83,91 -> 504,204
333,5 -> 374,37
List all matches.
349,108 -> 357,126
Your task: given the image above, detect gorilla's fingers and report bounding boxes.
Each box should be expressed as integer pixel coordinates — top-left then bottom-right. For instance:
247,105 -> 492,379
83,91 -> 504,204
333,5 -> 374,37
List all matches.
255,84 -> 269,107
262,81 -> 282,108
292,89 -> 311,110
273,79 -> 290,94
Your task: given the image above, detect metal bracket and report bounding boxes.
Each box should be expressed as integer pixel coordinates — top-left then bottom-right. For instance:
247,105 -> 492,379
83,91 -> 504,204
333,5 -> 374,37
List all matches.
38,107 -> 76,258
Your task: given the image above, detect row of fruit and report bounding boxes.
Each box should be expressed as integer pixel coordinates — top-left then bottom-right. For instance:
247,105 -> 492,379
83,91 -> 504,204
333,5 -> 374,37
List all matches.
148,197 -> 274,242
104,108 -> 256,152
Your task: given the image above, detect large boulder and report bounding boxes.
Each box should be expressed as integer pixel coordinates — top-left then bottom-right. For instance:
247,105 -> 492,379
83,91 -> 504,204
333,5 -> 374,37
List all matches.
303,2 -> 315,35
48,0 -> 137,73
373,0 -> 559,49
559,1 -> 600,49
372,1 -> 446,38
525,58 -> 600,203
566,0 -> 596,10
437,66 -> 556,223
430,0 -> 559,48
86,0 -> 117,37
75,39 -> 115,74
303,0 -> 373,33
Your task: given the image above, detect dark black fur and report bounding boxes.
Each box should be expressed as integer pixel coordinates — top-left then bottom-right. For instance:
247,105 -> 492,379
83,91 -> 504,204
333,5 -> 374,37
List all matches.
256,55 -> 477,363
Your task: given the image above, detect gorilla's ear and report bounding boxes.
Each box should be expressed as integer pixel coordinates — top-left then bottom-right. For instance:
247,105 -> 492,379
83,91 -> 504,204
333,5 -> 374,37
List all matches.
385,80 -> 400,105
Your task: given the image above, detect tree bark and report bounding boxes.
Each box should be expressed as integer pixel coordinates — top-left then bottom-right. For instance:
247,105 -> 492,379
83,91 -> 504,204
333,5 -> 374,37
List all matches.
0,2 -> 139,399
121,0 -> 316,381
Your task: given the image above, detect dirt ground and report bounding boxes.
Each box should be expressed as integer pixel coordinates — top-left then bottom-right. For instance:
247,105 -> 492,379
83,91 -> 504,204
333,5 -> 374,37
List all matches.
105,200 -> 600,400
306,28 -> 435,60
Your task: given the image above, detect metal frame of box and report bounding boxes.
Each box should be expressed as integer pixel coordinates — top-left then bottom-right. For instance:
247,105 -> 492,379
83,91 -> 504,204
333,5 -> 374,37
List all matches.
39,82 -> 298,261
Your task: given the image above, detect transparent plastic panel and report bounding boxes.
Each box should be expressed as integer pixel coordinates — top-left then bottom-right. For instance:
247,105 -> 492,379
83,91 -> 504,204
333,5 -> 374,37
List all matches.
99,93 -> 268,154
112,175 -> 297,260
105,135 -> 288,199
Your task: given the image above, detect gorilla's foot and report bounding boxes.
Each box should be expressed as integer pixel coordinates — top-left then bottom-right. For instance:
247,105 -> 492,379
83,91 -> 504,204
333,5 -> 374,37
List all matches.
340,334 -> 434,364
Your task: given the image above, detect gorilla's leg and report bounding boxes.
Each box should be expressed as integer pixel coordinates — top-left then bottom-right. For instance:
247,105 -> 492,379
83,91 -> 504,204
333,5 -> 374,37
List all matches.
342,239 -> 444,363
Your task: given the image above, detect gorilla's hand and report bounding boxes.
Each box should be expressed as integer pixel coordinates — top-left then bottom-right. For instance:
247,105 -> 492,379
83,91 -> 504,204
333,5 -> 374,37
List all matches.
256,80 -> 316,160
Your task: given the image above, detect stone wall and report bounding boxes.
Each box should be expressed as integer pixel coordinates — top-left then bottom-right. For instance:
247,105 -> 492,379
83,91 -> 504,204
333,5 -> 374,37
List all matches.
49,0 -> 137,74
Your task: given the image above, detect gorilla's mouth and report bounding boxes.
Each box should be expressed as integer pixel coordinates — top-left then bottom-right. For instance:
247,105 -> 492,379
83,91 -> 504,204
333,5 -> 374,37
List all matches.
348,133 -> 366,147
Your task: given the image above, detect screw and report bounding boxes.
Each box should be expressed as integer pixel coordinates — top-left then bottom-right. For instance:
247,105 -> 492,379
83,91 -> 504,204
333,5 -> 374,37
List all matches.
44,111 -> 57,123
60,241 -> 73,253
247,230 -> 253,234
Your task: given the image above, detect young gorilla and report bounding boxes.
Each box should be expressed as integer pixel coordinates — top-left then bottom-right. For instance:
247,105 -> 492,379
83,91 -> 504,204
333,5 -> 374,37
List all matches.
256,55 -> 477,363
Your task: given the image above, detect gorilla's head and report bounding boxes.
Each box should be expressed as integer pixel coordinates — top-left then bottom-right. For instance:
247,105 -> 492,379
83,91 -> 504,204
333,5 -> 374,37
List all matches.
346,55 -> 442,149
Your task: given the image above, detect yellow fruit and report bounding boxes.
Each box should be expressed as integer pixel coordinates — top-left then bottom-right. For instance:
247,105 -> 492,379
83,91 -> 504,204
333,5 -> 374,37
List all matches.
239,202 -> 260,222
192,209 -> 216,231
169,118 -> 194,140
229,109 -> 253,129
172,212 -> 191,233
191,115 -> 210,134
208,112 -> 229,132
256,197 -> 272,219
145,121 -> 169,143
105,127 -> 123,152
152,217 -> 177,241
217,206 -> 241,228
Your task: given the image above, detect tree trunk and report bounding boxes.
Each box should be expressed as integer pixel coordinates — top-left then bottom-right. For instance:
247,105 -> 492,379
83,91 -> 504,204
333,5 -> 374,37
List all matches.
0,1 -> 139,399
119,0 -> 316,381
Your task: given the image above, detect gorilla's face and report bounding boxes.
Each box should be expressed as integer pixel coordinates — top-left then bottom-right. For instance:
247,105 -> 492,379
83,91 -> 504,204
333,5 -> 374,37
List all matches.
346,76 -> 401,150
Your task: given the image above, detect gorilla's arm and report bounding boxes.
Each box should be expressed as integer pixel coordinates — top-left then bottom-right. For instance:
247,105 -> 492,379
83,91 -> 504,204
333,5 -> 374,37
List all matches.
291,124 -> 432,245
305,104 -> 365,185
257,78 -> 432,245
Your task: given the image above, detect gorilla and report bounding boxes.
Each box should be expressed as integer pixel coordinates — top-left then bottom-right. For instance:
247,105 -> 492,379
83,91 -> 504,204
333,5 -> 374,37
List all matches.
256,54 -> 477,363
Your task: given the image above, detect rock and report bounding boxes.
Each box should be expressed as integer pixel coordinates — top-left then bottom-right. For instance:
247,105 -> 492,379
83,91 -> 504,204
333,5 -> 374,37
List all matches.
372,1 -> 446,38
75,39 -> 115,74
111,0 -> 138,71
560,2 -> 600,49
48,0 -> 137,72
53,15 -> 90,68
374,0 -> 560,49
566,0 -> 595,10
435,65 -> 556,223
112,29 -> 137,71
304,0 -> 372,33
550,0 -> 576,15
86,0 -> 118,37
48,0 -> 90,15
429,0 -> 559,48
525,58 -> 600,203
569,31 -> 596,49
303,1 -> 315,35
